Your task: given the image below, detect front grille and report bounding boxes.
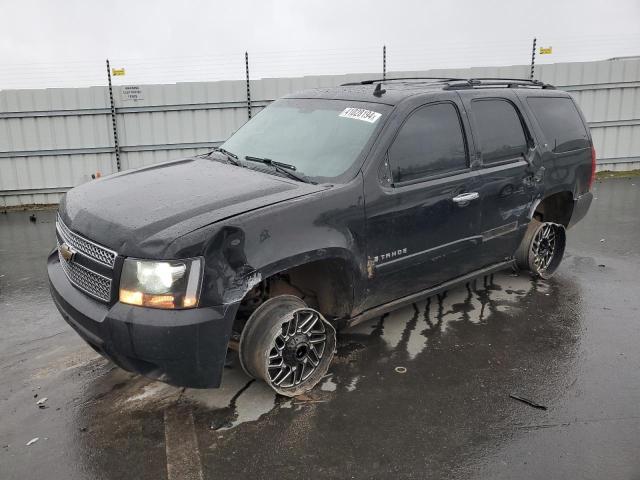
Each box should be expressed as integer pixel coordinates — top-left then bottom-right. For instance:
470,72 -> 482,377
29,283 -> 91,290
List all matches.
56,215 -> 116,268
57,245 -> 112,302
56,215 -> 117,303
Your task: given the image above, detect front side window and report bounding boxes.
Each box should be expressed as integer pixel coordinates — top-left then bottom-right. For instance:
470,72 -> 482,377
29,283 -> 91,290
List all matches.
388,102 -> 467,184
471,99 -> 528,164
221,98 -> 390,182
527,96 -> 589,153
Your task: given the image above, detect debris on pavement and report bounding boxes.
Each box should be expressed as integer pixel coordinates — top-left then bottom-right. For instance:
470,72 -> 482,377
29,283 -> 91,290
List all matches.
294,393 -> 315,402
509,393 -> 547,410
25,438 -> 39,446
293,399 -> 329,405
395,366 -> 407,374
35,397 -> 48,405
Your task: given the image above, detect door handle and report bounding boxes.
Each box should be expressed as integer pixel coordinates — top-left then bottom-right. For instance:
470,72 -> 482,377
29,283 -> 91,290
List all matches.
452,192 -> 480,204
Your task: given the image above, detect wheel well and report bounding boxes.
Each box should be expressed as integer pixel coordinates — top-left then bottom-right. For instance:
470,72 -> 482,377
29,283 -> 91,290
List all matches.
234,258 -> 355,332
533,191 -> 574,227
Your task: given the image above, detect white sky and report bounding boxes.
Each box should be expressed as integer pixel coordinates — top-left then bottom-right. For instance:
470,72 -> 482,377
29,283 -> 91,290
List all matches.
1,0 -> 639,89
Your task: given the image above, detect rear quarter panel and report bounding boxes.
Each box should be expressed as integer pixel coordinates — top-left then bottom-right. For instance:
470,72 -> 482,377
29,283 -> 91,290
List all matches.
514,90 -> 593,199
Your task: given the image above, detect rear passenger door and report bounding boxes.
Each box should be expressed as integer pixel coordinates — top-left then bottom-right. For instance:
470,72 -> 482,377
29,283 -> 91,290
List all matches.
458,91 -> 540,266
363,97 -> 485,310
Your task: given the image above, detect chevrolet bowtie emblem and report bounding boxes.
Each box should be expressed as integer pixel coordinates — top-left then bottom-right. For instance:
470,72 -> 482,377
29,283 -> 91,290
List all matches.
59,242 -> 77,262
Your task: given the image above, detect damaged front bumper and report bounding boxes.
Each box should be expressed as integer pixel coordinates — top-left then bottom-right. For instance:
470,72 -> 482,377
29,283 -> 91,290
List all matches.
47,250 -> 239,388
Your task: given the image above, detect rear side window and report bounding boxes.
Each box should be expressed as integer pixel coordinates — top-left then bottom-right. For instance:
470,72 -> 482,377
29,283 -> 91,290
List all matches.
527,97 -> 589,153
389,102 -> 467,183
471,99 -> 528,164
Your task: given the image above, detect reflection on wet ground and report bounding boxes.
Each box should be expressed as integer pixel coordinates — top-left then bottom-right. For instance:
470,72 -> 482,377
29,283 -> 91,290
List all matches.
66,268 -> 581,480
80,271 -> 553,430
2,178 -> 640,479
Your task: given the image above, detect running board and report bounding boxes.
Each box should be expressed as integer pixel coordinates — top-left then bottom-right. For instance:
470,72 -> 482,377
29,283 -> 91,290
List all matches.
347,259 -> 516,328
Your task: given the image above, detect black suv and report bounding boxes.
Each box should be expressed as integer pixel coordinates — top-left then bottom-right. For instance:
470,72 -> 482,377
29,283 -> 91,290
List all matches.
48,77 -> 594,396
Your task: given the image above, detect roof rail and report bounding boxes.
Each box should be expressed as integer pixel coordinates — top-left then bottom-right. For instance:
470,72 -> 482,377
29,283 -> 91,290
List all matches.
444,78 -> 555,90
341,77 -> 464,86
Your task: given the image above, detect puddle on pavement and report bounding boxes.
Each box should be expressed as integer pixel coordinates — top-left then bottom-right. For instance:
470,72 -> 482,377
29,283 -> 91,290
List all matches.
75,271 -> 550,436
63,269 -> 584,480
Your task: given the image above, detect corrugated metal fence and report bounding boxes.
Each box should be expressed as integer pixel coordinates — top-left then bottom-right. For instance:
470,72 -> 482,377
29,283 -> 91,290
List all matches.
1,57 -> 639,207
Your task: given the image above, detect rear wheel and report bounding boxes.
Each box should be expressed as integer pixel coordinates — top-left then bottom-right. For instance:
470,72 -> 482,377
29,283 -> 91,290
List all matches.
239,295 -> 336,397
516,219 -> 566,279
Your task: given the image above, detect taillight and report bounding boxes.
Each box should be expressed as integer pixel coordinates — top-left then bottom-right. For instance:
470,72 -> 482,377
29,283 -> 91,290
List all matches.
588,145 -> 596,190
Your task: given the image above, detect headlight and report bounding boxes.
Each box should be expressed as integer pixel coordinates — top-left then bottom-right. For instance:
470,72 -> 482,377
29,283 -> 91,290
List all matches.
119,257 -> 203,309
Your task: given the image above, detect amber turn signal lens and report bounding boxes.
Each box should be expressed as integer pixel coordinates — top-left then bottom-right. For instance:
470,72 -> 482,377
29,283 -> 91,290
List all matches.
144,294 -> 176,309
119,289 -> 177,309
119,289 -> 143,306
183,296 -> 197,308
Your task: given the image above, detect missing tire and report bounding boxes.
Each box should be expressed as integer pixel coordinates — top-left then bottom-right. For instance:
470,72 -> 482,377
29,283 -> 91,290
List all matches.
516,219 -> 566,279
239,295 -> 336,397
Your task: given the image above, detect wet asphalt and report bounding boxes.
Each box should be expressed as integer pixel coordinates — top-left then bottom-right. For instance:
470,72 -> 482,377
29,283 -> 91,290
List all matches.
1,177 -> 639,480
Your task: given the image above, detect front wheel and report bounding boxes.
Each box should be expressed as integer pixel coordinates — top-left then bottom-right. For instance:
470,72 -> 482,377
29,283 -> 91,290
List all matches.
239,295 -> 336,397
516,219 -> 567,279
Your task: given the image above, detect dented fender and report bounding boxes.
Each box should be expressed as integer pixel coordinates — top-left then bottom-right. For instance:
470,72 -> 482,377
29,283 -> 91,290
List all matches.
165,181 -> 368,309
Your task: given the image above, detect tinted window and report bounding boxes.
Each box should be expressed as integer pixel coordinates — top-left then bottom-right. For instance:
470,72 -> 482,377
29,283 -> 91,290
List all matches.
527,97 -> 589,153
389,103 -> 467,183
471,99 -> 528,164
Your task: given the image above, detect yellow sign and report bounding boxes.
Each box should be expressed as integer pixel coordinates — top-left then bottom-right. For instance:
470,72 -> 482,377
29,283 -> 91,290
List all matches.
112,68 -> 126,76
539,47 -> 553,55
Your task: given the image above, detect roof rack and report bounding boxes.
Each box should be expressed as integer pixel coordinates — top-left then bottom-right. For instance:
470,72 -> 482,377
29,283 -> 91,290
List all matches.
443,78 -> 555,90
340,76 -> 556,91
341,77 -> 464,86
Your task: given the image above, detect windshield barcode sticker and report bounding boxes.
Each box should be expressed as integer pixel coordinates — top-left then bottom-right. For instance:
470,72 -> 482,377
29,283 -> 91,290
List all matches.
339,107 -> 382,123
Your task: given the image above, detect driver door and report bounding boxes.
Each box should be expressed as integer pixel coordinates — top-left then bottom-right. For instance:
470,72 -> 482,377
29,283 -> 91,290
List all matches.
363,97 -> 485,310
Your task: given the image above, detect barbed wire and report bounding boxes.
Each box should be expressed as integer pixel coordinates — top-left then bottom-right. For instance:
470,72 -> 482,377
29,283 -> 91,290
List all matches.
1,33 -> 638,90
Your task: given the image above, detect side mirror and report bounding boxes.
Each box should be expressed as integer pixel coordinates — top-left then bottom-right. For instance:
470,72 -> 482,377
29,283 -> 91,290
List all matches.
525,145 -> 543,169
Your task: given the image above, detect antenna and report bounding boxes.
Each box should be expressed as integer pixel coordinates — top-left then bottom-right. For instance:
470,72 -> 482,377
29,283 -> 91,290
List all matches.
373,83 -> 386,97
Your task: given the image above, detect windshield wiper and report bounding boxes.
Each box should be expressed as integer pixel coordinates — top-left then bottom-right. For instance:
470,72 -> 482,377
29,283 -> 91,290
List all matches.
207,147 -> 242,166
244,156 -> 314,184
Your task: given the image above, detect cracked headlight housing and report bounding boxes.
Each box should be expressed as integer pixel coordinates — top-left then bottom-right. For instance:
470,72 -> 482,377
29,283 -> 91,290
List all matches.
119,257 -> 203,309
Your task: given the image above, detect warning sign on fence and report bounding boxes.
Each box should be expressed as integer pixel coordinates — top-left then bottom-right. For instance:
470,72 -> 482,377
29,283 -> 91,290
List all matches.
112,68 -> 126,76
120,85 -> 144,102
539,47 -> 553,55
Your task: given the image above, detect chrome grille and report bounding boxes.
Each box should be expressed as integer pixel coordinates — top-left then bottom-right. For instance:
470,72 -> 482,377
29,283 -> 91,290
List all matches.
57,244 -> 112,302
55,215 -> 117,303
56,214 -> 116,268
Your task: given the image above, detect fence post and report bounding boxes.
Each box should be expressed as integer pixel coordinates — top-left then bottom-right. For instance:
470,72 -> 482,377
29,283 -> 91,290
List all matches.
383,45 -> 386,80
105,59 -> 121,171
245,52 -> 252,119
530,38 -> 537,80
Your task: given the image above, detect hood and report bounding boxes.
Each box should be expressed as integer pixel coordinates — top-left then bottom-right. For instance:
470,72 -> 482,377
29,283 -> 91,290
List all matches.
60,156 -> 324,257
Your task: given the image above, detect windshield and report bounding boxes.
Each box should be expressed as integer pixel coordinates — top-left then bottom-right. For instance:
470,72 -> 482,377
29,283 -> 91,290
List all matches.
220,98 -> 390,182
